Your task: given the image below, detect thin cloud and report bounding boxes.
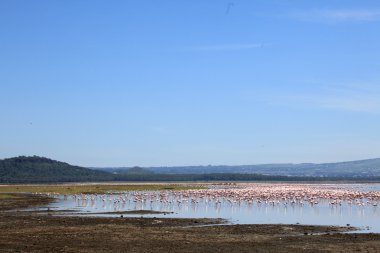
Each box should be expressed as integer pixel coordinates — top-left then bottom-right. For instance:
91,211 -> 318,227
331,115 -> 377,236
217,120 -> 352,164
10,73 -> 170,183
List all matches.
262,84 -> 380,114
319,95 -> 380,113
318,84 -> 380,113
290,9 -> 380,23
183,43 -> 268,52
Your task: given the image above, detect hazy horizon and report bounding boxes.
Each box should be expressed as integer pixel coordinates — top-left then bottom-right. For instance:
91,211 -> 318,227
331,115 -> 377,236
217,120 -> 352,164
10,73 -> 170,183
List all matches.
1,1 -> 380,167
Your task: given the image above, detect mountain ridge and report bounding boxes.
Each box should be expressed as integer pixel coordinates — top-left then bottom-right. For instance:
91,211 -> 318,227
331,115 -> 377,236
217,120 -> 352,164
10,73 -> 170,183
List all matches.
95,158 -> 380,177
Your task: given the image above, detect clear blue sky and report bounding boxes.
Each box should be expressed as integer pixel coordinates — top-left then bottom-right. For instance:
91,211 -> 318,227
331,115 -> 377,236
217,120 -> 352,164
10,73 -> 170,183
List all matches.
1,0 -> 380,167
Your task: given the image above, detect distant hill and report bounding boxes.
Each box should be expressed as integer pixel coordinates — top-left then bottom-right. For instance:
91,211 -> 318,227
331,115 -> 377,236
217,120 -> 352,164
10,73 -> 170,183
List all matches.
123,166 -> 154,175
2,156 -> 380,184
98,166 -> 154,175
95,158 -> 380,178
0,156 -> 113,183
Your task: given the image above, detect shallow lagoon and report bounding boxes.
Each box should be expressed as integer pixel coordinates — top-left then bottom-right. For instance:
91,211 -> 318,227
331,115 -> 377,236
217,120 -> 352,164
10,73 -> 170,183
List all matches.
44,183 -> 380,233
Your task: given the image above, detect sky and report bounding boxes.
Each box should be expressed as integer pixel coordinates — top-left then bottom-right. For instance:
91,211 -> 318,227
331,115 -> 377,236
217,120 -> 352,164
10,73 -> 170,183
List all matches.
1,0 -> 380,167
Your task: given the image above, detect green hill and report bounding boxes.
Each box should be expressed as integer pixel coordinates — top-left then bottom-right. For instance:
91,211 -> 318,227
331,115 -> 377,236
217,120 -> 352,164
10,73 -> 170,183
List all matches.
0,156 -> 113,183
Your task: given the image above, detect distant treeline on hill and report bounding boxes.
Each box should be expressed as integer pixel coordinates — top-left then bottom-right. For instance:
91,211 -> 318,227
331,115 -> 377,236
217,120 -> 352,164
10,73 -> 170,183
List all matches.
110,173 -> 380,182
98,158 -> 380,178
1,156 -> 380,183
0,156 -> 112,183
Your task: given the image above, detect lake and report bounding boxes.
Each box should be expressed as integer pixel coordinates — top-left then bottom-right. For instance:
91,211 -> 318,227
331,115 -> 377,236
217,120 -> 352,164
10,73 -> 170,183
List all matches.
42,183 -> 380,233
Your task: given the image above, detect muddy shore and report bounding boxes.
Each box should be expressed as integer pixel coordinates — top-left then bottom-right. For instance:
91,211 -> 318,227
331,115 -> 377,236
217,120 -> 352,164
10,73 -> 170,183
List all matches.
1,194 -> 380,253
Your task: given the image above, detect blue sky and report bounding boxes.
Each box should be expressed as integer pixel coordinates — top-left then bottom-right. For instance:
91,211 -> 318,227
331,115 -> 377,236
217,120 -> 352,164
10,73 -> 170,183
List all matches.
1,0 -> 380,167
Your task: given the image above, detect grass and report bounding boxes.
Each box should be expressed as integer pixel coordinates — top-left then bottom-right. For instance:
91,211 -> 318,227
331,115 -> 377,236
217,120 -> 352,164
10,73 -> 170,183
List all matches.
0,184 -> 205,194
0,193 -> 20,199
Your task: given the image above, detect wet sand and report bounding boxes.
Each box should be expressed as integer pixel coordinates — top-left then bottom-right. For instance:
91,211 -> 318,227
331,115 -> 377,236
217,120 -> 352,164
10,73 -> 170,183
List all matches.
1,194 -> 380,253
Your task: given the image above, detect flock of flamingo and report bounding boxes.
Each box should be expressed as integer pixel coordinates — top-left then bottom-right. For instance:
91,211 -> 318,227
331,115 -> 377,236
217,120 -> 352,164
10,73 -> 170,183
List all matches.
45,184 -> 380,212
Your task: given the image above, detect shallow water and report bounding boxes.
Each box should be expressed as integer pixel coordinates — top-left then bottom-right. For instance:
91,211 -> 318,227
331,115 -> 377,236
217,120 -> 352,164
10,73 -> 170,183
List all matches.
43,183 -> 380,233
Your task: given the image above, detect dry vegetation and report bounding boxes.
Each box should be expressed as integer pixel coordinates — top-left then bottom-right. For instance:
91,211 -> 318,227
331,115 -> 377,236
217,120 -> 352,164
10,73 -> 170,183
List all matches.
0,183 -> 205,194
